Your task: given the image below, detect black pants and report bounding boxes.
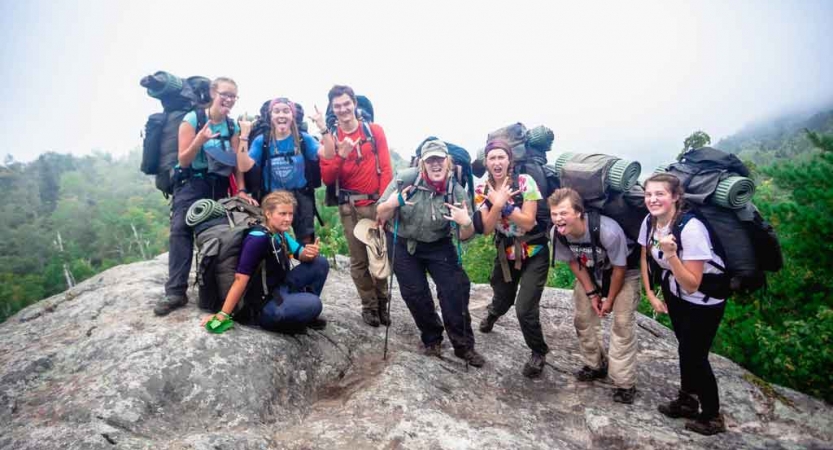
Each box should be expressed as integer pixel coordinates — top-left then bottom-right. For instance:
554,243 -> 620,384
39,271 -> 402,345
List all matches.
389,234 -> 475,353
165,173 -> 229,297
664,286 -> 726,418
487,247 -> 550,355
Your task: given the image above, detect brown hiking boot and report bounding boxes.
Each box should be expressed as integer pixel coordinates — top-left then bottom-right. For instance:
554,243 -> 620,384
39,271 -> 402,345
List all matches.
362,309 -> 380,327
424,341 -> 443,358
658,390 -> 699,419
522,352 -> 546,378
685,413 -> 726,435
478,313 -> 499,333
454,348 -> 485,367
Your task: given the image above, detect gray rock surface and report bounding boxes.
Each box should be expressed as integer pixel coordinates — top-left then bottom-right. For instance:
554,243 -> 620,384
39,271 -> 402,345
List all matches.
1,254 -> 830,450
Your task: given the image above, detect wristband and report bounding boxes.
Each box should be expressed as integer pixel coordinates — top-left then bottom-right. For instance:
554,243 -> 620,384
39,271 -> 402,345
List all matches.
320,129 -> 330,135
586,289 -> 600,297
218,311 -> 232,319
238,189 -> 249,195
240,136 -> 249,142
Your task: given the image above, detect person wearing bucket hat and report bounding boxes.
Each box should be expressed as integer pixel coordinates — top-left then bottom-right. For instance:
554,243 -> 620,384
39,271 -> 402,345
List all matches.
474,138 -> 551,378
376,139 -> 485,367
200,190 -> 329,334
155,77 -> 243,317
236,97 -> 323,244
319,85 -> 393,328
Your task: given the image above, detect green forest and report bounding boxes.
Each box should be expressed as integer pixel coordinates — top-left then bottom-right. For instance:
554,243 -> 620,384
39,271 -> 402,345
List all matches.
1,109 -> 831,403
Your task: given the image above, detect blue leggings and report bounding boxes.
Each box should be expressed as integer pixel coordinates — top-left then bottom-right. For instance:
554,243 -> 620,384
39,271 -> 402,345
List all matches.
257,256 -> 328,331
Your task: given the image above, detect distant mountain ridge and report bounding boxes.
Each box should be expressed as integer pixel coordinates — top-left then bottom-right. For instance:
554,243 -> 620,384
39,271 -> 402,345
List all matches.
717,108 -> 833,165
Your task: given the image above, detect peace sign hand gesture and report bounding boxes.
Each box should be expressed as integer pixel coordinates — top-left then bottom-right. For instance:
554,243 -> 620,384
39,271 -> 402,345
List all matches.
309,105 -> 327,133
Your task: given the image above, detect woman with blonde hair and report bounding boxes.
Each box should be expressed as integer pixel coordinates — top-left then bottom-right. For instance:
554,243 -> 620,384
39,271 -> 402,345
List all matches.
201,190 -> 329,333
156,77 -> 242,316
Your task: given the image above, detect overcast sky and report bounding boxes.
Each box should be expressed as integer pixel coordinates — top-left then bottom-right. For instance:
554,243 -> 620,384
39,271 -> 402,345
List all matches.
1,0 -> 832,172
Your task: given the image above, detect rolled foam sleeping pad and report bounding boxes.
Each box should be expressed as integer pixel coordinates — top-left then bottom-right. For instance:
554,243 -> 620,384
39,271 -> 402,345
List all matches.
652,167 -> 755,209
712,176 -> 756,209
145,71 -> 184,99
186,199 -> 226,227
527,125 -> 555,150
554,152 -> 640,192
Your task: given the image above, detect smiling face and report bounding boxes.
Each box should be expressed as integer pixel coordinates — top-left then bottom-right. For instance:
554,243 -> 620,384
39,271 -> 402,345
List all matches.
423,156 -> 449,183
485,148 -> 511,181
644,180 -> 679,219
270,102 -> 294,135
551,198 -> 585,238
266,202 -> 294,233
211,81 -> 238,117
331,94 -> 356,126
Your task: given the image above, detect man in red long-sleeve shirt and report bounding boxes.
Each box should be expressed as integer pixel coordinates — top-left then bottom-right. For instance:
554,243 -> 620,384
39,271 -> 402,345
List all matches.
319,85 -> 393,327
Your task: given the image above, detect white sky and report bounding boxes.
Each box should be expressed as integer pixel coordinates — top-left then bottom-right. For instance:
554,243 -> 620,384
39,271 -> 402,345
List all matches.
1,0 -> 832,172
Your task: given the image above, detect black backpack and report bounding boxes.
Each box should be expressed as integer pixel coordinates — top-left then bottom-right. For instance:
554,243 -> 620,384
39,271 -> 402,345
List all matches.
140,71 -> 233,197
654,147 -> 783,297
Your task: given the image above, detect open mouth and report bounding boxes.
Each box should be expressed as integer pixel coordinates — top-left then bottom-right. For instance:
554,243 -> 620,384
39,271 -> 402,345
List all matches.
555,222 -> 568,235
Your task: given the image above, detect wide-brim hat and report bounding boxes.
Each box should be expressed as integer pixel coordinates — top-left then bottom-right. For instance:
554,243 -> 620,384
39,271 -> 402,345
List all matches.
353,219 -> 391,280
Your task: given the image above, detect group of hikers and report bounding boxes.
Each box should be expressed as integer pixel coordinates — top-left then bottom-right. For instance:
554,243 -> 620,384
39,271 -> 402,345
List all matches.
149,77 -> 731,436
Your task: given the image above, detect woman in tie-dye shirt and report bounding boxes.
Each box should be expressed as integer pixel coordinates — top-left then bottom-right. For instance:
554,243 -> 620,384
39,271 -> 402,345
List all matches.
473,139 -> 551,379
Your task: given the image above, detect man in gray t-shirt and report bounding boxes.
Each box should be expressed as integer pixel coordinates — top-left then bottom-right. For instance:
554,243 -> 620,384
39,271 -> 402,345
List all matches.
549,188 -> 642,404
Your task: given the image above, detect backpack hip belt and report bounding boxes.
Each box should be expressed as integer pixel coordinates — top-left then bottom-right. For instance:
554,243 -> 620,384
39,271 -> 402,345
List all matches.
494,231 -> 546,282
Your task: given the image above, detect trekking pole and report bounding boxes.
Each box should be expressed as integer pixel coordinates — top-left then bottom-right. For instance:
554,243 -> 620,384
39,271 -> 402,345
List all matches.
383,181 -> 403,360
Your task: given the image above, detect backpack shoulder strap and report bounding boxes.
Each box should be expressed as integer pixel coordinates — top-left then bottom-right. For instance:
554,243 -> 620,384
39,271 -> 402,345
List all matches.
195,109 -> 207,133
362,121 -> 382,177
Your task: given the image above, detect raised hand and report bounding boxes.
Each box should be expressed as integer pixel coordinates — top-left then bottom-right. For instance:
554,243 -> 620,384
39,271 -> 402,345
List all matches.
336,136 -> 358,159
309,105 -> 327,133
486,181 -> 520,210
659,234 -> 678,259
303,237 -> 321,259
443,201 -> 472,226
238,113 -> 253,138
196,122 -> 220,145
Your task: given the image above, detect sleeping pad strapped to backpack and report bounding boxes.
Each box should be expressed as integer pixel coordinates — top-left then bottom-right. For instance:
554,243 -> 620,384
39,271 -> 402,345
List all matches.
654,147 -> 783,297
192,197 -> 267,323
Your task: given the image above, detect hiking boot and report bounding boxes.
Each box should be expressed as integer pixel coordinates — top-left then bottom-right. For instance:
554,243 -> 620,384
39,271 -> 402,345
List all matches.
575,362 -> 608,382
153,295 -> 187,316
308,316 -> 328,330
454,348 -> 486,368
522,352 -> 546,378
479,313 -> 499,333
362,309 -> 380,327
378,302 -> 391,326
658,390 -> 700,419
424,341 -> 443,358
613,387 -> 637,404
685,413 -> 726,436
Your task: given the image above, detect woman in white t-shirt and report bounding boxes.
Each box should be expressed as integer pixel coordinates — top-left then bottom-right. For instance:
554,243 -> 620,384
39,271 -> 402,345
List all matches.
639,173 -> 727,436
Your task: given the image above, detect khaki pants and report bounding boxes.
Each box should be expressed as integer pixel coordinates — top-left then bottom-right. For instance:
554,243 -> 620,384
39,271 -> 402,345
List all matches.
573,271 -> 641,388
339,203 -> 389,311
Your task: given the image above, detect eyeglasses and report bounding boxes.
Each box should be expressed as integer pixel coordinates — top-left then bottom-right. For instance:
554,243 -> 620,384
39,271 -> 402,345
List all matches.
217,92 -> 238,101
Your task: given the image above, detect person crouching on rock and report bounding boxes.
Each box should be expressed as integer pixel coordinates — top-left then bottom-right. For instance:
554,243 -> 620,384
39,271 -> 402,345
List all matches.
474,139 -> 551,378
200,190 -> 329,334
550,188 -> 641,404
639,173 -> 727,435
375,140 -> 485,367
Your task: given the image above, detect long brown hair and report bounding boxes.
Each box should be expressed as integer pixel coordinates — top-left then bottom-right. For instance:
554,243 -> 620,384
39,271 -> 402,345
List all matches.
644,173 -> 686,242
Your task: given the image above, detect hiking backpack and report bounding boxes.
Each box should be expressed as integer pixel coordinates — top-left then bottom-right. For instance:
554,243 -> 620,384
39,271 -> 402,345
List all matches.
653,147 -> 783,296
410,137 -> 475,205
242,98 -> 321,203
193,197 -> 268,322
475,123 -> 560,229
140,71 -> 234,197
552,153 -> 648,284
